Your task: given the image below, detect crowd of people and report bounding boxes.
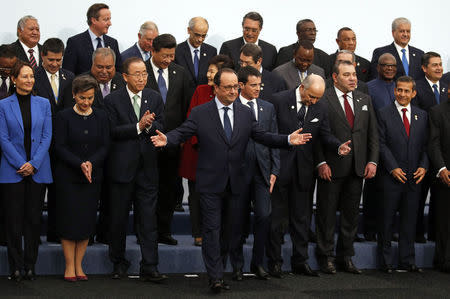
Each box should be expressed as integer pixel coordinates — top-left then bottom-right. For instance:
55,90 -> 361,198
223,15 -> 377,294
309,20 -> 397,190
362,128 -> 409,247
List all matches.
0,3 -> 449,294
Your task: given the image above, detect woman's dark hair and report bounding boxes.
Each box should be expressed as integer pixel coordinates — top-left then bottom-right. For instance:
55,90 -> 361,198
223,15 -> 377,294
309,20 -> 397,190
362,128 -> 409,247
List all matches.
72,74 -> 99,95
208,54 -> 234,70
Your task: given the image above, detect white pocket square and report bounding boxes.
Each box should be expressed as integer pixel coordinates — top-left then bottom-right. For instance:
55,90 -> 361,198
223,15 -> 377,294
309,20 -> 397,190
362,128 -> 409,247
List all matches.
310,118 -> 319,122
362,105 -> 368,111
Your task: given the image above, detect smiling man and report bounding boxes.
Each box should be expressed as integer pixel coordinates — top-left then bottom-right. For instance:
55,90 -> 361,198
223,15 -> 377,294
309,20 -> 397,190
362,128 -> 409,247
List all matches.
10,16 -> 42,68
121,21 -> 159,63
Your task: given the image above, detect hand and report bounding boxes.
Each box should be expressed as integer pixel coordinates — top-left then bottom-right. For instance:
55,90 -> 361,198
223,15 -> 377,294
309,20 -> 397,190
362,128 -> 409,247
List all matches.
139,110 -> 155,131
391,168 -> 407,184
318,163 -> 332,181
150,130 -> 167,147
364,163 -> 377,179
17,162 -> 34,177
289,128 -> 312,145
269,174 -> 277,194
413,167 -> 426,184
81,161 -> 92,183
438,168 -> 450,187
338,140 -> 352,156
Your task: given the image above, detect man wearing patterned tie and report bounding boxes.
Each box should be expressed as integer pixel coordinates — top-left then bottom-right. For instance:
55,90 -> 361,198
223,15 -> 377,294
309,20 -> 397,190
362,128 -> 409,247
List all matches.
370,17 -> 424,80
376,76 -> 428,273
121,21 -> 159,63
144,34 -> 192,246
10,16 -> 42,68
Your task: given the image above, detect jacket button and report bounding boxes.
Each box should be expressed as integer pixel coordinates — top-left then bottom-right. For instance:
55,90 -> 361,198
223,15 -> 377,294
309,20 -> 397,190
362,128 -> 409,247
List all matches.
84,130 -> 89,134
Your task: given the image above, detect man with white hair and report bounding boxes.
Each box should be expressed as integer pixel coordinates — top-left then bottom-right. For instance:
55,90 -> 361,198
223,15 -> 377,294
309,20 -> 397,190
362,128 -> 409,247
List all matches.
370,17 -> 424,80
121,21 -> 159,62
10,15 -> 42,68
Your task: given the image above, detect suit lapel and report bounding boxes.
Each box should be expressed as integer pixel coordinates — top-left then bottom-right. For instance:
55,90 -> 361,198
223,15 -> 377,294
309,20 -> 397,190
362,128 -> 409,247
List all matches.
230,101 -> 241,146
390,103 -> 408,140
207,101 -> 228,144
10,95 -> 24,132
83,30 -> 95,55
120,88 -> 137,123
327,89 -> 350,129
352,92 -> 363,129
38,68 -> 55,103
287,90 -> 299,130
182,43 -> 196,80
288,62 -> 300,87
199,44 -> 209,77
145,61 -> 159,91
30,96 -> 40,133
389,43 -> 404,73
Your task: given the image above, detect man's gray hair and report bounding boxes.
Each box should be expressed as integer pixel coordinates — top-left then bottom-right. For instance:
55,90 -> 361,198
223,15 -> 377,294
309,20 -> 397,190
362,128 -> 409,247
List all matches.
92,47 -> 116,64
336,50 -> 356,63
17,15 -> 38,35
302,74 -> 325,90
188,17 -> 209,30
392,17 -> 411,31
139,21 -> 159,35
378,53 -> 397,64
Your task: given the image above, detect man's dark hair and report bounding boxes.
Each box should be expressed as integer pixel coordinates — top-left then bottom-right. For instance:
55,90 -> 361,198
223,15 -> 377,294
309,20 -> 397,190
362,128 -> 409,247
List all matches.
396,75 -> 416,91
337,27 -> 353,39
0,44 -> 17,59
152,34 -> 176,52
332,60 -> 354,75
42,38 -> 65,56
213,67 -> 236,86
87,3 -> 109,26
296,19 -> 314,33
72,74 -> 99,95
421,51 -> 441,67
242,12 -> 263,29
237,66 -> 261,84
208,54 -> 234,70
293,40 -> 314,55
123,57 -> 144,74
240,43 -> 262,63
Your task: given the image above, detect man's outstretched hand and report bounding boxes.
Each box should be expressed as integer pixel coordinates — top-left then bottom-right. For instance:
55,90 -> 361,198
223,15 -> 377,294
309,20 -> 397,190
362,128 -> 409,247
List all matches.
151,130 -> 167,147
289,128 -> 312,145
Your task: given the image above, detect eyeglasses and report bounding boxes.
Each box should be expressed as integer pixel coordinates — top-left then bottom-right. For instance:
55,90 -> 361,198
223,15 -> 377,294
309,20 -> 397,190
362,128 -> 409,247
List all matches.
220,84 -> 239,91
192,32 -> 207,39
379,64 -> 397,68
300,28 -> 318,33
127,72 -> 148,78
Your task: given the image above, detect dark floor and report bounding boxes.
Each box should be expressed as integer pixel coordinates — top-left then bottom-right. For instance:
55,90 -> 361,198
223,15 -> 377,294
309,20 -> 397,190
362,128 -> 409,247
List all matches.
1,270 -> 449,299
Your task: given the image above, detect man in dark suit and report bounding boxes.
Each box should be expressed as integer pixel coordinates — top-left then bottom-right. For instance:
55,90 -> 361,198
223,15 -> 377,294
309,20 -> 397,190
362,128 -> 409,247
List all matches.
239,43 -> 286,102
268,74 -> 351,278
329,27 -> 370,82
220,12 -> 277,71
370,17 -> 424,80
105,57 -> 167,282
63,3 -> 121,75
377,76 -> 428,273
175,17 -> 217,87
121,21 -> 159,62
0,45 -> 17,99
325,51 -> 368,94
443,72 -> 450,84
273,40 -> 325,90
144,34 -> 192,245
10,16 -> 42,68
428,83 -> 450,272
150,68 -> 312,292
315,61 -> 379,275
33,38 -> 75,243
275,19 -> 330,77
412,52 -> 447,243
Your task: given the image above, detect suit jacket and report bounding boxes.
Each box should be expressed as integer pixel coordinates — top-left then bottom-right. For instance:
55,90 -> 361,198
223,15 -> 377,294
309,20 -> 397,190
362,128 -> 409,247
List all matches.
236,97 -> 280,186
175,41 -> 217,86
325,77 -> 369,95
165,99 -> 288,194
329,51 -> 371,82
273,61 -> 325,90
104,87 -> 164,184
271,89 -> 341,190
219,37 -> 277,71
275,43 -> 331,77
33,66 -> 75,115
144,60 -> 193,131
260,69 -> 286,102
378,103 -> 428,191
367,78 -> 395,112
10,39 -> 42,66
0,94 -> 52,183
428,101 -> 450,176
412,78 -> 448,113
370,42 -> 424,80
443,72 -> 450,84
316,87 -> 379,178
63,30 -> 122,75
121,43 -> 144,62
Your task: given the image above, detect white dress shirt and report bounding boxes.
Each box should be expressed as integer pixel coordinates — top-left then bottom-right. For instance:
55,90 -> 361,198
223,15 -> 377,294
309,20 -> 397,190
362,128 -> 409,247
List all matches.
135,42 -> 148,61
239,95 -> 258,121
187,39 -> 200,64
296,86 -> 309,116
394,100 -> 411,124
394,42 -> 409,64
215,97 -> 234,129
88,28 -> 104,49
150,57 -> 169,89
19,40 -> 40,65
334,86 -> 354,114
425,76 -> 440,90
126,86 -> 144,134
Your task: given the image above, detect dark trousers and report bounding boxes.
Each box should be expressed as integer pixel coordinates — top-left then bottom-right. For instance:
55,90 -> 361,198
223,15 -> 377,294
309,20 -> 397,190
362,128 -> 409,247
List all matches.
377,187 -> 420,267
2,179 -> 45,272
187,180 -> 201,238
416,173 -> 436,239
108,167 -> 158,274
96,180 -> 110,243
316,174 -> 363,262
434,181 -> 450,268
45,183 -> 58,241
362,176 -> 379,235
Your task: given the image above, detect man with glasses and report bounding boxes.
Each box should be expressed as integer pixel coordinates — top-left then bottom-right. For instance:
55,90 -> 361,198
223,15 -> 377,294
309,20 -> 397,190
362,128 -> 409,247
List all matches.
220,12 -> 277,71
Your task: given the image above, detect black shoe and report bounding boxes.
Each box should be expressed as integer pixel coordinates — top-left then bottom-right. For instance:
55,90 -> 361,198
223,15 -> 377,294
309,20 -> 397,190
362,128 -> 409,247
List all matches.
111,262 -> 130,279
250,264 -> 269,280
380,265 -> 394,274
364,232 -> 377,242
232,269 -> 243,281
415,235 -> 427,243
354,235 -> 365,242
268,264 -> 283,278
10,270 -> 22,282
337,259 -> 362,274
397,265 -> 423,273
24,269 -> 36,281
209,279 -> 230,293
158,235 -> 178,245
140,270 -> 168,283
292,263 -> 320,277
320,261 -> 337,274
46,236 -> 60,243
174,204 -> 185,212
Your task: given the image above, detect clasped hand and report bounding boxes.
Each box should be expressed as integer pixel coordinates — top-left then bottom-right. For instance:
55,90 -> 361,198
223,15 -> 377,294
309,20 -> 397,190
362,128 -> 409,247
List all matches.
17,162 -> 34,176
139,110 -> 155,131
81,161 -> 93,183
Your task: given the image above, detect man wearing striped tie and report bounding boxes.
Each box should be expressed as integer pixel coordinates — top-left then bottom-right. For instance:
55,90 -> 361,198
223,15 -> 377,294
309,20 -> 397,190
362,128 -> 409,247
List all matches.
10,16 -> 42,68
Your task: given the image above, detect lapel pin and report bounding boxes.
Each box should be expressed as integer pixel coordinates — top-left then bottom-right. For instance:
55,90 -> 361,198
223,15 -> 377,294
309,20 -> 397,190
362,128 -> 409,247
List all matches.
203,53 -> 206,57
260,87 -> 264,90
291,105 -> 295,110
357,98 -> 360,102
173,70 -> 176,74
442,87 -> 446,93
260,107 -> 263,111
412,53 -> 416,56
61,73 -> 66,80
144,100 -> 147,104
112,84 -> 116,89
357,62 -> 360,66
261,83 -> 265,86
414,114 -> 418,120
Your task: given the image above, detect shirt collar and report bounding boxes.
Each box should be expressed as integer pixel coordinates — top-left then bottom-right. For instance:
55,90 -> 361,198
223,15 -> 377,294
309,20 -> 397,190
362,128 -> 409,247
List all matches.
394,42 -> 408,53
151,56 -> 167,72
425,76 -> 440,89
394,100 -> 411,112
88,28 -> 103,41
243,37 -> 259,45
19,40 -> 38,54
136,42 -> 147,56
126,85 -> 143,99
239,94 -> 255,106
215,97 -> 233,110
45,69 -> 59,78
187,39 -> 200,53
334,86 -> 352,100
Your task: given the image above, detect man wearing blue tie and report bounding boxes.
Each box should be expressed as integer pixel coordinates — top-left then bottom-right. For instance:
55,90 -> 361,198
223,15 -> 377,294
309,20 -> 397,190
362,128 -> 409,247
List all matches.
121,21 -> 159,63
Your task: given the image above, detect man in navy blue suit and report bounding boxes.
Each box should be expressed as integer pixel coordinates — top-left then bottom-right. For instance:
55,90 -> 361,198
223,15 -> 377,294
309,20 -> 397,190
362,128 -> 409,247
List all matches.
10,16 -> 42,68
121,21 -> 159,62
175,17 -> 217,88
370,17 -> 424,80
376,76 -> 428,273
63,3 -> 121,75
151,68 -> 313,292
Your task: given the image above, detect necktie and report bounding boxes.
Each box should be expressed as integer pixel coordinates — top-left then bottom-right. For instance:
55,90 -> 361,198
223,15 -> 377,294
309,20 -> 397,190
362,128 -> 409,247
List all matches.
102,83 -> 110,98
300,72 -> 306,82
28,49 -> 37,69
132,94 -> 140,119
0,76 -> 7,97
343,94 -> 354,129
223,106 -> 232,142
193,49 -> 199,78
143,52 -> 150,61
433,84 -> 440,104
402,108 -> 410,137
96,37 -> 103,49
401,49 -> 409,76
297,103 -> 306,128
50,74 -> 58,100
247,101 -> 257,121
157,69 -> 168,103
